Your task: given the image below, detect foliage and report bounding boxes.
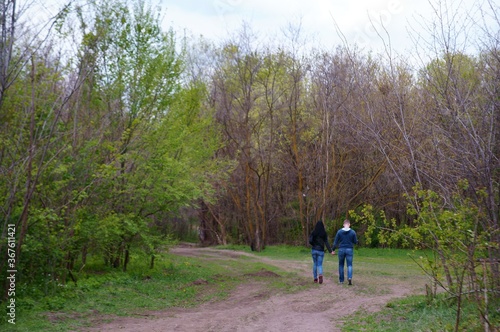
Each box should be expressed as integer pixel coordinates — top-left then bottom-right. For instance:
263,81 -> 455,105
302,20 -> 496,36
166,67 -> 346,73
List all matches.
350,182 -> 497,331
0,247 -> 310,331
0,0 -> 224,297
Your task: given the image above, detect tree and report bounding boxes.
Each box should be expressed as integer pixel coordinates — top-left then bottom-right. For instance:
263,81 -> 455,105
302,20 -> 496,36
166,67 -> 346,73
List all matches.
0,0 -> 225,294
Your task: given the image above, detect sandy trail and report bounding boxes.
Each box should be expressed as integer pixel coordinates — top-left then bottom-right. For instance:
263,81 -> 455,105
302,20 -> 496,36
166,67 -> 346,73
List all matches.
85,246 -> 424,331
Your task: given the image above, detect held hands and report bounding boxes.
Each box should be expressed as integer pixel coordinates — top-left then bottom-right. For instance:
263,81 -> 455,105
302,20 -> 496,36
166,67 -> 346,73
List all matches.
331,251 -> 335,255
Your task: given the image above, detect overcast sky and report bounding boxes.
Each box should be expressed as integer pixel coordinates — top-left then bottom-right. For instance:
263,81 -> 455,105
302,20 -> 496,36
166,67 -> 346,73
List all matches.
35,0 -> 496,56
162,0 -> 494,53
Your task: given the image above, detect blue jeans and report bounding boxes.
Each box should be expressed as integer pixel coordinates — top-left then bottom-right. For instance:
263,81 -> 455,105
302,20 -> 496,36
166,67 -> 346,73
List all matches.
311,249 -> 325,279
338,248 -> 354,282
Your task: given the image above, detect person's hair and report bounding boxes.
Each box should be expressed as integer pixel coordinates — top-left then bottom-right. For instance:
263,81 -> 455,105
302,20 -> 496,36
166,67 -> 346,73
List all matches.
312,220 -> 326,237
343,219 -> 350,225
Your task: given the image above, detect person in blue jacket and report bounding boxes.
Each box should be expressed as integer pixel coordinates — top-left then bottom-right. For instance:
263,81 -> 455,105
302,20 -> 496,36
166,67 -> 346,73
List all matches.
309,220 -> 334,284
332,219 -> 358,285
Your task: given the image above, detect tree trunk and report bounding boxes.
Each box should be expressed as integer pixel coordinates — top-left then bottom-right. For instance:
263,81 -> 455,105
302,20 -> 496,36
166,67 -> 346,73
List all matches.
150,255 -> 155,269
123,245 -> 130,272
14,56 -> 36,277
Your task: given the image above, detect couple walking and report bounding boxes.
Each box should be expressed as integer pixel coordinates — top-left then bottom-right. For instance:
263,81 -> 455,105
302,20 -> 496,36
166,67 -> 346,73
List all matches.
309,220 -> 358,285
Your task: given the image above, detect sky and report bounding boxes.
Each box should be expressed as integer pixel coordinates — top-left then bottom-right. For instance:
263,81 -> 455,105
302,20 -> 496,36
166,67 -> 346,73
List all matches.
160,0 -> 495,54
165,0 -> 411,49
33,0 -> 497,57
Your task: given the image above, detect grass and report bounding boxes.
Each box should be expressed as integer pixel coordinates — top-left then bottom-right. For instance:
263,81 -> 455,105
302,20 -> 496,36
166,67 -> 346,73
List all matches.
343,294 -> 500,331
217,244 -> 311,259
217,245 -> 426,295
245,245 -> 499,331
0,247 -> 312,331
1,245 -> 495,331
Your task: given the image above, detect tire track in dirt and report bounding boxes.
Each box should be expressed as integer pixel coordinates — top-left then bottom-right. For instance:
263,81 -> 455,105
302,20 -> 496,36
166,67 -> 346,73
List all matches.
85,246 -> 425,331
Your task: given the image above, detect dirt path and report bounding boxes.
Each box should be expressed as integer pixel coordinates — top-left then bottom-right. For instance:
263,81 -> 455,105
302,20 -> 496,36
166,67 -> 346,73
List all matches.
86,247 -> 424,332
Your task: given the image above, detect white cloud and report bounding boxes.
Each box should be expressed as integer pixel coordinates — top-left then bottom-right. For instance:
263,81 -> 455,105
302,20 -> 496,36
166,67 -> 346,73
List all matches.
161,0 -> 418,51
34,0 -> 497,56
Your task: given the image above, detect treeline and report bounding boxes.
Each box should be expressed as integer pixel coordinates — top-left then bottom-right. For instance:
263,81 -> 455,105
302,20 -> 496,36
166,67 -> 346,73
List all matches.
0,0 -> 498,301
198,29 -> 499,252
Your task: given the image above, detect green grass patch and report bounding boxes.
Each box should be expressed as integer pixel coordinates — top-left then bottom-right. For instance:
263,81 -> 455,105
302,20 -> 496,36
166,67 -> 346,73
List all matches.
0,246 -> 311,331
217,244 -> 314,260
0,245 -> 440,331
218,244 -> 428,262
355,248 -> 424,274
342,294 -> 500,331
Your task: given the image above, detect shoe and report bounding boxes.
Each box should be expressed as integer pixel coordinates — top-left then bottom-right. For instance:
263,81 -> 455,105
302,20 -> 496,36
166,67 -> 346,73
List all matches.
339,281 -> 344,285
319,275 -> 323,284
314,278 -> 318,283
348,279 -> 352,286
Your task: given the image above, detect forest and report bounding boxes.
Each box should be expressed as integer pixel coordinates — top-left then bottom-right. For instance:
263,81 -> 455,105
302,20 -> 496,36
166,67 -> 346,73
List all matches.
0,0 -> 498,326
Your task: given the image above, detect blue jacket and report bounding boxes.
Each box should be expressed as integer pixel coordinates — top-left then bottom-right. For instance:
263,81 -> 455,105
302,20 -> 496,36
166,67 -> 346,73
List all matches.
332,228 -> 358,249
